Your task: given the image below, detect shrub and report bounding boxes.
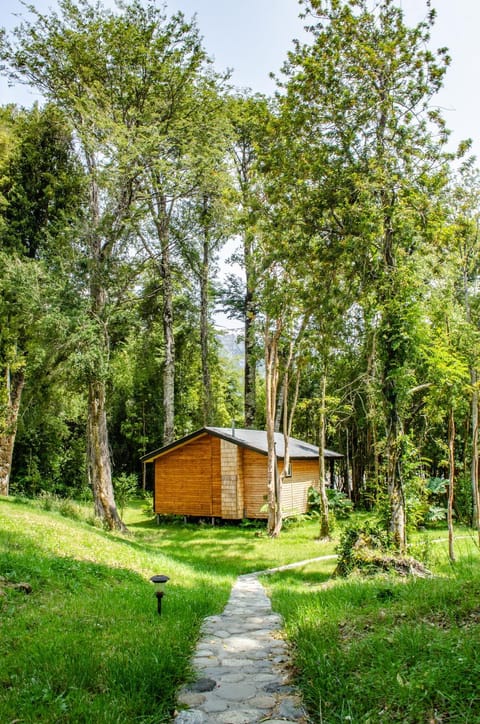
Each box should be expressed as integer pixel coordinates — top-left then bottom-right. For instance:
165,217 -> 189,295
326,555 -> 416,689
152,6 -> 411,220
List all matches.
327,488 -> 354,518
308,486 -> 353,519
335,521 -> 431,578
38,491 -> 57,511
57,498 -> 83,521
335,521 -> 393,577
453,474 -> 473,525
37,492 -> 84,521
425,505 -> 447,524
113,473 -> 138,517
141,492 -> 154,517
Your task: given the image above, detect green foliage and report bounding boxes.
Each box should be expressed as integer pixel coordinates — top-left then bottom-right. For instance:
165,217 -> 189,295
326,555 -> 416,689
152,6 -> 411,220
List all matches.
423,477 -> 448,525
418,476 -> 471,528
0,103 -> 85,260
425,505 -> 448,524
327,488 -> 354,519
453,474 -> 474,525
427,476 -> 448,496
112,473 -> 138,517
308,486 -> 353,519
0,102 -> 88,498
12,380 -> 87,498
335,521 -> 393,577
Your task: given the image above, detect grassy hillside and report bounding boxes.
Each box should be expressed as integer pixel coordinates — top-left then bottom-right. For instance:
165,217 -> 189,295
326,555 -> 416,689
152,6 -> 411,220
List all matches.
2,497 -> 479,723
0,500 -> 230,722
0,498 -> 335,723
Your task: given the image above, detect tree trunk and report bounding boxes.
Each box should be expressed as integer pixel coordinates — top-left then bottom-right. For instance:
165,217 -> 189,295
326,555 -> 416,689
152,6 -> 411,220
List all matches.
365,328 -> 380,492
160,229 -> 175,445
471,381 -> 480,545
388,444 -> 406,551
142,189 -> 176,446
86,164 -> 127,532
280,366 -> 295,505
318,372 -> 330,539
274,371 -> 285,432
384,346 -> 406,550
349,425 -> 364,505
278,357 -> 302,526
200,225 -> 211,425
282,373 -> 290,487
244,239 -> 257,428
448,406 -> 456,562
87,380 -> 127,532
382,248 -> 407,551
0,367 -> 25,496
265,319 -> 282,536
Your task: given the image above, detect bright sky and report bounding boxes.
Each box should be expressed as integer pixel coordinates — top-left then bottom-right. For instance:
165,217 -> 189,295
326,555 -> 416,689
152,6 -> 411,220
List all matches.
1,0 -> 479,158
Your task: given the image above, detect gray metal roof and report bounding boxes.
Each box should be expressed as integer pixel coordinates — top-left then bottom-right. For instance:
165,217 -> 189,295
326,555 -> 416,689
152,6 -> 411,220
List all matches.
207,427 -> 342,459
140,426 -> 342,462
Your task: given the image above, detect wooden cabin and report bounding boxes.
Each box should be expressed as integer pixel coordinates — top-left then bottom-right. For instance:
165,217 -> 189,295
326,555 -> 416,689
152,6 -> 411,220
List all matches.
140,427 -> 342,521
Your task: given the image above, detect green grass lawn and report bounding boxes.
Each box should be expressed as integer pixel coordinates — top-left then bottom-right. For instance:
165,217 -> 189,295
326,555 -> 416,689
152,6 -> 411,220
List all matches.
266,533 -> 480,723
0,497 -> 335,723
0,500 -> 231,723
1,496 -> 479,723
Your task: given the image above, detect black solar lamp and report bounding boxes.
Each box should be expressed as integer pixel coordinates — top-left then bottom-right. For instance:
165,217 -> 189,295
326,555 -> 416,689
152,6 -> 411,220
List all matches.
149,574 -> 170,615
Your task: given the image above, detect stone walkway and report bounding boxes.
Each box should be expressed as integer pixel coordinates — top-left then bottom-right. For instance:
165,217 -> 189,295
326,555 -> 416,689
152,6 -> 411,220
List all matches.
174,556 -> 336,724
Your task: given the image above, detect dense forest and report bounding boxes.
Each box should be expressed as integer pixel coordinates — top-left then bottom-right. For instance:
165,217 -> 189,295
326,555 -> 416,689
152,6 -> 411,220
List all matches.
1,0 -> 479,548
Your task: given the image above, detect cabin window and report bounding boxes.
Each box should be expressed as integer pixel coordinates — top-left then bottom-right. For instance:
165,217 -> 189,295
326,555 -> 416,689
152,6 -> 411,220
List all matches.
284,462 -> 292,478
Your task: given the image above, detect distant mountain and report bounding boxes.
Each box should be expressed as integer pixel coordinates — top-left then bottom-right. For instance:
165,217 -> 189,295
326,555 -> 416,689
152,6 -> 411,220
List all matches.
218,330 -> 244,365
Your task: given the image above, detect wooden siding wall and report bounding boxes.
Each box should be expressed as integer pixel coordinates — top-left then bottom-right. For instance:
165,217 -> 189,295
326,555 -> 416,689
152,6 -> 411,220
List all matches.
243,449 -> 268,518
280,459 -> 318,516
281,481 -> 315,515
243,452 -> 319,519
236,447 -> 245,517
154,434 -> 222,516
211,437 -> 222,516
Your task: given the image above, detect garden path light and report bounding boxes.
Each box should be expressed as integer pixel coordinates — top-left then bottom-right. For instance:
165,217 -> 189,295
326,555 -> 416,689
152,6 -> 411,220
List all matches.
149,574 -> 169,615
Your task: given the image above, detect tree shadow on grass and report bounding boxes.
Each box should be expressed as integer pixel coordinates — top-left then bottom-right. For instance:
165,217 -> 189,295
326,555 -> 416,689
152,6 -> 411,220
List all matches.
106,522 -> 265,577
123,512 -> 335,578
0,523 -> 229,723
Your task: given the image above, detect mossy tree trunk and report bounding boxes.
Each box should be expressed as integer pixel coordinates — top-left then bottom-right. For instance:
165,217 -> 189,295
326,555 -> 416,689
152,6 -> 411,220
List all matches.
0,367 -> 25,496
265,318 -> 282,537
318,373 -> 330,539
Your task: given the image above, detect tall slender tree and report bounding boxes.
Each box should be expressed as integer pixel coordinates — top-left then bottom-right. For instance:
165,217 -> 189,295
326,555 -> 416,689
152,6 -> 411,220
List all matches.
135,71 -> 224,443
222,94 -> 271,427
274,0 -> 450,548
2,0 -> 212,526
169,86 -> 233,428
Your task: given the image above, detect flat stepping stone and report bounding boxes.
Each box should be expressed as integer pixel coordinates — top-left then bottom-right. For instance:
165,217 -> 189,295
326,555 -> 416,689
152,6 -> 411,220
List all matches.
187,678 -> 217,693
215,682 -> 256,701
